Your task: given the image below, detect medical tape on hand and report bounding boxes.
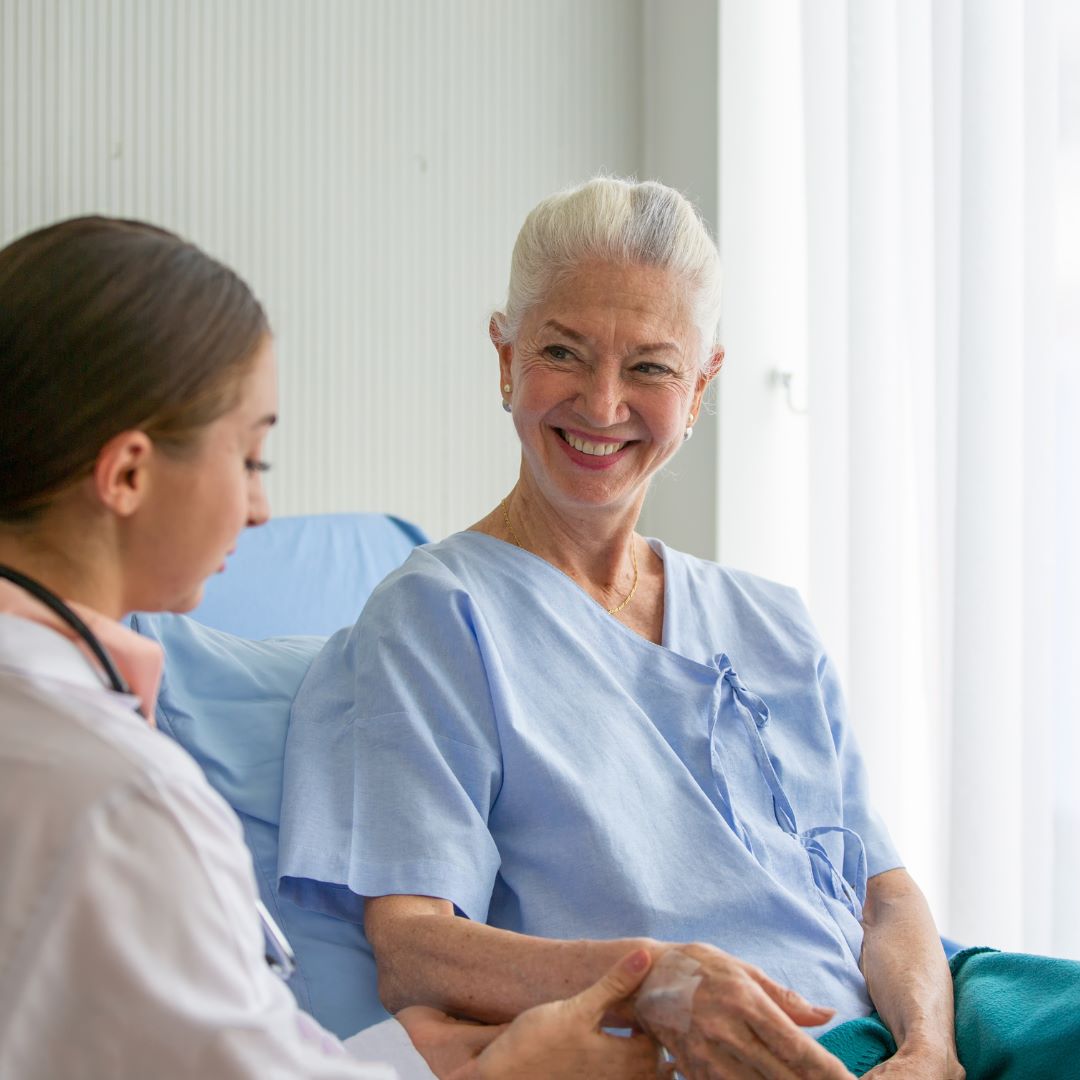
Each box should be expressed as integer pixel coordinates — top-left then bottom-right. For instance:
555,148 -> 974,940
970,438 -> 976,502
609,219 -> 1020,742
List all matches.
634,951 -> 703,1035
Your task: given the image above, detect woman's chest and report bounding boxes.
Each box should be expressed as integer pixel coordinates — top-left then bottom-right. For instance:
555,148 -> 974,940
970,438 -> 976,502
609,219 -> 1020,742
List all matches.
488,638 -> 843,840
610,563 -> 666,643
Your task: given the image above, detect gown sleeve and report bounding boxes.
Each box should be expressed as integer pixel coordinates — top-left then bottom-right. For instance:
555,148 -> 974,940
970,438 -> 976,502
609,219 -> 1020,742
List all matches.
815,650 -> 905,880
279,551 -> 504,923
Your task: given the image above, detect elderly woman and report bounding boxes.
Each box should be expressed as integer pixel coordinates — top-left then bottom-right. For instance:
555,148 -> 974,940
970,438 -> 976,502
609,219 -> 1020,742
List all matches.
279,179 -> 1078,1079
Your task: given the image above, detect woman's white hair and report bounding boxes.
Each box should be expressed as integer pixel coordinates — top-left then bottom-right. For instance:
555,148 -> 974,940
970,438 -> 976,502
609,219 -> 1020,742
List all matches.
493,176 -> 722,371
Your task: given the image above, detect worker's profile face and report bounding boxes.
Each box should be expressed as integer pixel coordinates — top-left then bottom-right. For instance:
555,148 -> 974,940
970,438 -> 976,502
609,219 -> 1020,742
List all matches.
126,340 -> 279,614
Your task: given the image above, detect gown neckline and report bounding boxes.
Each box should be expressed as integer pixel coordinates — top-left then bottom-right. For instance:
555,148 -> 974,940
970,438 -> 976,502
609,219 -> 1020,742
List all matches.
453,529 -> 721,676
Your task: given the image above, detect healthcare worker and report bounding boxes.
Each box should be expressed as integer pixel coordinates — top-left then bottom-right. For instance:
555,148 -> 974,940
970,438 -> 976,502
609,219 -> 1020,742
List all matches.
0,216 -> 662,1080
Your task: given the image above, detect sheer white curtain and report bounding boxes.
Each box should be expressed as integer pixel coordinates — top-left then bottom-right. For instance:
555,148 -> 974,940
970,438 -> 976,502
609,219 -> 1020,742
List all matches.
719,0 -> 1076,954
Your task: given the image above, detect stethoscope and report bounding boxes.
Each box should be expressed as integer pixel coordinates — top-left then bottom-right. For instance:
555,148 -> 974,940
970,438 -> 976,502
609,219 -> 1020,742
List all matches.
0,563 -> 297,982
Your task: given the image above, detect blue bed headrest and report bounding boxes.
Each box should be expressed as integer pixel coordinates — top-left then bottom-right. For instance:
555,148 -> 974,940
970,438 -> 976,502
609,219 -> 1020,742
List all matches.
189,512 -> 429,639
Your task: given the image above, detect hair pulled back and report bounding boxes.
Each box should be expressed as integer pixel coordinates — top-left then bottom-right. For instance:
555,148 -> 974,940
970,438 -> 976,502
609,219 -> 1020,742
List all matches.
0,216 -> 269,523
493,177 -> 722,368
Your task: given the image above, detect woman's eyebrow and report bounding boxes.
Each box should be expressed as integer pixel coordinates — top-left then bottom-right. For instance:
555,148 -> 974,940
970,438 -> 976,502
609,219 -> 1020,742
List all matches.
540,319 -> 589,344
541,319 -> 678,355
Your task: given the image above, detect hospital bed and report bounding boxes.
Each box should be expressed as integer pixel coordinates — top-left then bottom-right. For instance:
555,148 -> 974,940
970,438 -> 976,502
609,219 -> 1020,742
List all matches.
131,512 -> 962,1041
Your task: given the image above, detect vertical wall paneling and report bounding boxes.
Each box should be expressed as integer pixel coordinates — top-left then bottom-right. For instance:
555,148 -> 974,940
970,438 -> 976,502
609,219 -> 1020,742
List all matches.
1,0 -> 642,540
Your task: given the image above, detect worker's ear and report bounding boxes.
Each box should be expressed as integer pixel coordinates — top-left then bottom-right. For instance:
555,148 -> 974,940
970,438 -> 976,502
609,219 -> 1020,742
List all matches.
92,430 -> 156,517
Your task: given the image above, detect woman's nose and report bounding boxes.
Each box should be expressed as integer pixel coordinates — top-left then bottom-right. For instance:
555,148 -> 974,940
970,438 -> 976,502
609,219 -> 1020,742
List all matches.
576,370 -> 628,428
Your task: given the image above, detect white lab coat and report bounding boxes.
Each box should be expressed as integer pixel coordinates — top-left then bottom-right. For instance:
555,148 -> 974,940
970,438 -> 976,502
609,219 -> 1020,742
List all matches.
0,613 -> 433,1079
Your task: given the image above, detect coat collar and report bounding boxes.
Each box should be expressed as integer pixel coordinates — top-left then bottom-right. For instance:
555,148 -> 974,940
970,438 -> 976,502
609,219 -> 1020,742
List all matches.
0,583 -> 163,720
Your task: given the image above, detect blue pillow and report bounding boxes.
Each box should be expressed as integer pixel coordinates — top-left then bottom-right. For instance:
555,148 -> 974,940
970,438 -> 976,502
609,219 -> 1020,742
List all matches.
130,612 -> 388,1038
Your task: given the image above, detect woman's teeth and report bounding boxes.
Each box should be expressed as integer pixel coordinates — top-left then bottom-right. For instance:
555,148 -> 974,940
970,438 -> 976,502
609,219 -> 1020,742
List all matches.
560,430 -> 628,456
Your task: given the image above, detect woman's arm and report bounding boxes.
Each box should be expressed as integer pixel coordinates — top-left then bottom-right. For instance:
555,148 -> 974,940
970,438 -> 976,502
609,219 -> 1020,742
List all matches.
366,894 -> 646,1021
859,869 -> 964,1079
368,895 -> 855,1079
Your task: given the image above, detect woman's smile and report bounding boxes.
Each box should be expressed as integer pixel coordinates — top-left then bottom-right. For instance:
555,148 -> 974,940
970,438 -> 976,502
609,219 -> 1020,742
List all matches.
552,426 -> 635,470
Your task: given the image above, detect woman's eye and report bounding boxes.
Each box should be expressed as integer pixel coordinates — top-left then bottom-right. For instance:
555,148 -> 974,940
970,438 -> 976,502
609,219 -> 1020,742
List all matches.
545,345 -> 572,361
245,458 -> 271,474
634,362 -> 670,376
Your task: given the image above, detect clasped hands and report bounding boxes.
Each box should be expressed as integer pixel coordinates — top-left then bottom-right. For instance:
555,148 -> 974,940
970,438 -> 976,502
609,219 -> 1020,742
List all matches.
399,942 -> 856,1079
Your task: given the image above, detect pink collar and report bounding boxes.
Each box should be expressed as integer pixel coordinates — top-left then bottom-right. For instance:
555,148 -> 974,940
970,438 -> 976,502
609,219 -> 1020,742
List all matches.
0,580 -> 163,721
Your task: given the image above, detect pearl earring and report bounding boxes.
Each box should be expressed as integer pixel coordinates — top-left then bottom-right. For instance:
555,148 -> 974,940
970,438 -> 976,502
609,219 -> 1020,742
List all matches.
683,413 -> 695,441
502,400 -> 512,413
503,384 -> 511,393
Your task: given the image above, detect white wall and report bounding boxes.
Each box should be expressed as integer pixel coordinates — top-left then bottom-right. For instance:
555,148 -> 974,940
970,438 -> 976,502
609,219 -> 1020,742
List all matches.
1,0 -> 643,542
636,0 -> 721,559
715,0 -> 810,596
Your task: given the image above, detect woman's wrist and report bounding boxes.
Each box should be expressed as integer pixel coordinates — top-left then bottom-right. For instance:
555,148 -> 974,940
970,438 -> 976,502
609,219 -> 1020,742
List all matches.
891,1032 -> 963,1075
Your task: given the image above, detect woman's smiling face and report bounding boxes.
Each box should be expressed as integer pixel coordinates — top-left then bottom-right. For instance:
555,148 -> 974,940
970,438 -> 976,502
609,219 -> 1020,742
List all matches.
497,259 -> 715,516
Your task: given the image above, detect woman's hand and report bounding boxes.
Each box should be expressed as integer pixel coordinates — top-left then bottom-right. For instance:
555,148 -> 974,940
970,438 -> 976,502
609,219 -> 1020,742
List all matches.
634,943 -> 855,1080
442,948 -> 664,1080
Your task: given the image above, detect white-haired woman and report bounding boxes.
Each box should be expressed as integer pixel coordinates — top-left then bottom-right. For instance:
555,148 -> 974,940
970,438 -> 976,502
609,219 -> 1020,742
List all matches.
278,179 -> 1071,1078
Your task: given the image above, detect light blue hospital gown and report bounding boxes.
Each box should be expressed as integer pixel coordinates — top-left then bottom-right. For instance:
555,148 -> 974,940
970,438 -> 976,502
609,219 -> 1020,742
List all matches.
279,532 -> 902,1031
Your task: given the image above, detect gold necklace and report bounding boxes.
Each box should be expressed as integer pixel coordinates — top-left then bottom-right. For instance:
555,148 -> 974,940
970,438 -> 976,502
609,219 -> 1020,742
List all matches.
499,498 -> 639,616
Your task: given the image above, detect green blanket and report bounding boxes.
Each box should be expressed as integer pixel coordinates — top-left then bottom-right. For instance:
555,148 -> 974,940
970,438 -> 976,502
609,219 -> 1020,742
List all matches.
819,947 -> 1080,1078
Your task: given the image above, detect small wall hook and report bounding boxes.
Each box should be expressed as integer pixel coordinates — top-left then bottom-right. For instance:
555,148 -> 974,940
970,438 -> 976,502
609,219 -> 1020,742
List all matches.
772,369 -> 808,415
